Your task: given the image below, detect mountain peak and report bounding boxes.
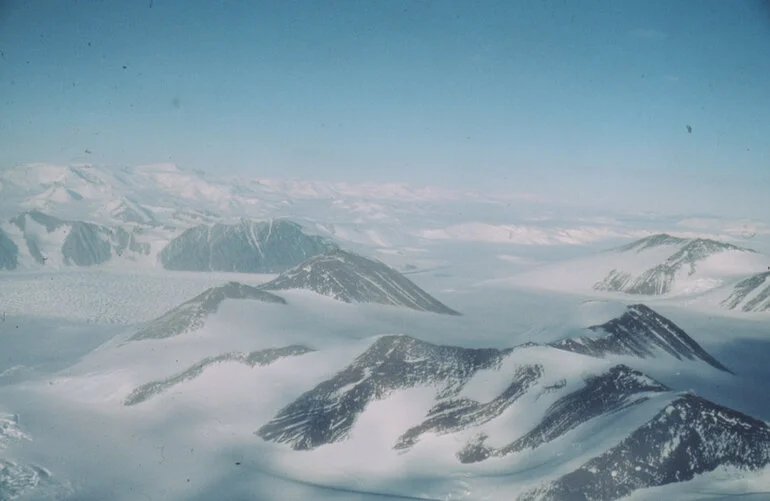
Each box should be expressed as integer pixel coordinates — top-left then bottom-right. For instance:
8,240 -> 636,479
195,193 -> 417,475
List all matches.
550,304 -> 733,373
259,249 -> 461,315
129,282 -> 286,341
595,234 -> 760,296
618,233 -> 753,255
617,233 -> 687,253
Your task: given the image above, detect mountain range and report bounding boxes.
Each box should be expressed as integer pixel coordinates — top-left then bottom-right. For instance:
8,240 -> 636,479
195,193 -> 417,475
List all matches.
246,304 -> 767,501
511,233 -> 769,314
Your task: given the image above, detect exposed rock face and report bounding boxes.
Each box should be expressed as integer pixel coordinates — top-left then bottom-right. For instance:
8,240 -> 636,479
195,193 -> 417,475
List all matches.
159,219 -> 336,273
260,249 -> 461,315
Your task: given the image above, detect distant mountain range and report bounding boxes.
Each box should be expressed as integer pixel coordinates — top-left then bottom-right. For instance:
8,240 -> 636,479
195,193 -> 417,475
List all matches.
593,234 -> 756,295
512,233 -> 769,314
0,209 -> 338,274
1,210 -> 149,269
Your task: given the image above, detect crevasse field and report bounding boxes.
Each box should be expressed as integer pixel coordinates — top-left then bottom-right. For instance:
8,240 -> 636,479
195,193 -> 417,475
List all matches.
0,164 -> 769,501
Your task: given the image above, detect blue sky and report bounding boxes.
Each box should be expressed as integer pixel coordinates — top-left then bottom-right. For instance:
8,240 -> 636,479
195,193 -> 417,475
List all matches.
1,0 -> 768,215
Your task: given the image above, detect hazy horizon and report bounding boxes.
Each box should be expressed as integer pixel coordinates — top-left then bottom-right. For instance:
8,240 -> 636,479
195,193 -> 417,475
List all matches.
2,1 -> 769,217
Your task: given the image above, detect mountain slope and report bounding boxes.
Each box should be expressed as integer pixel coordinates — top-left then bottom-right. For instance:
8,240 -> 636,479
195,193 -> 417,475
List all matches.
549,304 -> 733,373
519,394 -> 770,501
159,218 -> 336,273
259,249 -> 461,315
396,363 -> 543,451
249,309 -> 764,501
128,282 -> 286,341
5,210 -> 150,268
124,345 -> 314,405
256,334 -> 510,450
459,365 -> 670,463
513,234 -> 766,300
594,235 -> 759,295
0,227 -> 19,270
721,271 -> 770,312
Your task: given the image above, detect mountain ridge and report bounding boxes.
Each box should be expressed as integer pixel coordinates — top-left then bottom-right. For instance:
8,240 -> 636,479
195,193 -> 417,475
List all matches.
259,249 -> 461,315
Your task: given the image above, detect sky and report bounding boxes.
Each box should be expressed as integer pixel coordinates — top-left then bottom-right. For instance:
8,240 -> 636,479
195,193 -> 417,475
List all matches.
1,0 -> 769,216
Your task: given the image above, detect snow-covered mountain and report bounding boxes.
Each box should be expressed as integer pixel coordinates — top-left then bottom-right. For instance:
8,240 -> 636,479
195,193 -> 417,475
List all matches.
592,235 -> 759,295
259,249 -> 461,315
124,345 -> 314,405
159,219 -> 336,273
251,303 -> 770,501
257,334 -> 510,450
1,162 -> 769,500
7,259 -> 768,501
510,234 -> 769,312
549,304 -> 733,373
129,282 -> 287,341
721,271 -> 770,313
518,393 -> 770,501
1,210 -> 151,269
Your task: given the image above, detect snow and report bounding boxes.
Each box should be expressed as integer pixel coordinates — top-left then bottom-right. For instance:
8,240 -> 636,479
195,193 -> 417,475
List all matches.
0,162 -> 768,500
418,222 -> 649,246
